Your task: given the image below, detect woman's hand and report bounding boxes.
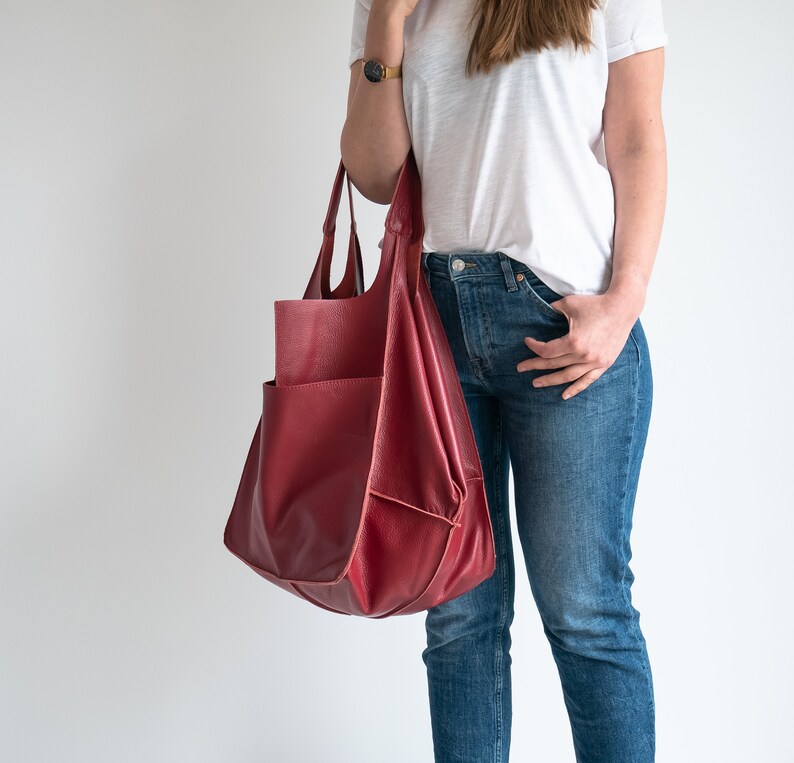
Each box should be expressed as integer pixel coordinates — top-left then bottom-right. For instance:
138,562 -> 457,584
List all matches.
516,288 -> 645,400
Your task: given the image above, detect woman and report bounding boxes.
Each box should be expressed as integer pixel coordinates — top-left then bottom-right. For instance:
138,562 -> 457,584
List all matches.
341,0 -> 667,760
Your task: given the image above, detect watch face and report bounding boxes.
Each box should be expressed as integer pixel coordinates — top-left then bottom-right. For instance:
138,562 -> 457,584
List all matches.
363,59 -> 384,83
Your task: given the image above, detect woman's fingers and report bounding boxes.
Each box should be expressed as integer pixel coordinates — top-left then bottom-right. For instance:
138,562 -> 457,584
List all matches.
516,334 -> 576,373
516,350 -> 578,373
517,334 -> 606,401
529,363 -> 595,388
559,369 -> 606,399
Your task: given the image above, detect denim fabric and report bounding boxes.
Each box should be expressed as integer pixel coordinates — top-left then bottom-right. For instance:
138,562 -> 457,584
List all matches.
420,250 -> 655,763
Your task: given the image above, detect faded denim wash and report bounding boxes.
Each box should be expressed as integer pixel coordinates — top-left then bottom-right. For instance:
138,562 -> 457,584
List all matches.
420,250 -> 655,763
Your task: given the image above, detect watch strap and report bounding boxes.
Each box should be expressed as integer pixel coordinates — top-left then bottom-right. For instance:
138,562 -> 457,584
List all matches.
359,58 -> 402,80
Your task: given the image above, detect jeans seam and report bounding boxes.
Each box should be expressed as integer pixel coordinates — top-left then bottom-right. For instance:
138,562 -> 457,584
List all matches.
451,278 -> 489,386
492,403 -> 507,762
618,328 -> 656,757
474,280 -> 496,376
629,322 -> 642,368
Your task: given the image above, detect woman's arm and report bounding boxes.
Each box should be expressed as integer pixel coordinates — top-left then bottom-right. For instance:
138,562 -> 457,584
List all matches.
340,2 -> 414,204
518,46 -> 668,399
602,46 -> 668,319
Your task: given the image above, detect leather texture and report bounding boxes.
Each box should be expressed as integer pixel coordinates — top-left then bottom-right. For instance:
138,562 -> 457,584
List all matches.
223,149 -> 496,618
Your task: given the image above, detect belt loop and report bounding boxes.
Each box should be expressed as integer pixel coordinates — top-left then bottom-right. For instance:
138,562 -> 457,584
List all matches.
499,252 -> 518,292
421,250 -> 430,270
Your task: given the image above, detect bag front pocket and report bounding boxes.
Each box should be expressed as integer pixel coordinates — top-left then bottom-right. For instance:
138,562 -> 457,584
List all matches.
250,375 -> 384,583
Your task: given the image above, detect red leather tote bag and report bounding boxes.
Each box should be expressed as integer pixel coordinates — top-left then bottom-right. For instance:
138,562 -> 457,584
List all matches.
223,148 -> 496,618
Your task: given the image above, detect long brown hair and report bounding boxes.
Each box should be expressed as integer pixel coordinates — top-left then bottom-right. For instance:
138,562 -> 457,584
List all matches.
465,0 -> 603,76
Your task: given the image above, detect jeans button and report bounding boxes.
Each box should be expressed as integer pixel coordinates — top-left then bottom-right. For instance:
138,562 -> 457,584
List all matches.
452,258 -> 465,272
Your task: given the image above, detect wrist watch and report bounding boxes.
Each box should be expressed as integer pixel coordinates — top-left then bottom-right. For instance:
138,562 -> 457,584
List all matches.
361,58 -> 402,83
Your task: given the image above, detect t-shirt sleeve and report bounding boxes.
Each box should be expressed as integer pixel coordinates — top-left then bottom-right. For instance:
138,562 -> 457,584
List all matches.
603,0 -> 669,63
348,0 -> 371,68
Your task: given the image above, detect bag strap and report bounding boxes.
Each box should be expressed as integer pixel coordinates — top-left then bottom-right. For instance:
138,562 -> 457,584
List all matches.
303,165 -> 365,300
304,149 -> 423,302
385,148 -> 424,302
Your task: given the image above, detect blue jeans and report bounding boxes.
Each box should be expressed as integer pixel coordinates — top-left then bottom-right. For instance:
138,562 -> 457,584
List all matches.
420,250 -> 655,763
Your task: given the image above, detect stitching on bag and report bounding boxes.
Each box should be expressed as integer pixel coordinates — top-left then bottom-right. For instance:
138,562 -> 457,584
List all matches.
265,375 -> 384,390
368,488 -> 462,527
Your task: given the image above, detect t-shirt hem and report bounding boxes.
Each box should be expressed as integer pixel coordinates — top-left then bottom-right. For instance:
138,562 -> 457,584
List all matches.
607,33 -> 669,63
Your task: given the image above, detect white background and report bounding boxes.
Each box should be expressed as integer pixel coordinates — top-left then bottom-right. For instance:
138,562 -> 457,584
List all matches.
1,1 -> 791,761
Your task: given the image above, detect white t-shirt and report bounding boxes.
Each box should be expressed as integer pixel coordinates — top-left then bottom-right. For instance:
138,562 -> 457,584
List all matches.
348,0 -> 668,296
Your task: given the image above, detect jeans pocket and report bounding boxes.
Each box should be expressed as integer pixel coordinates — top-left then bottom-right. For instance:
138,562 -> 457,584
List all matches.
516,269 -> 568,320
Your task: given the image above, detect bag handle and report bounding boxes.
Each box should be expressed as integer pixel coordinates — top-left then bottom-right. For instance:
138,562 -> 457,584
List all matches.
384,148 -> 424,302
304,149 -> 423,301
303,166 -> 365,300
